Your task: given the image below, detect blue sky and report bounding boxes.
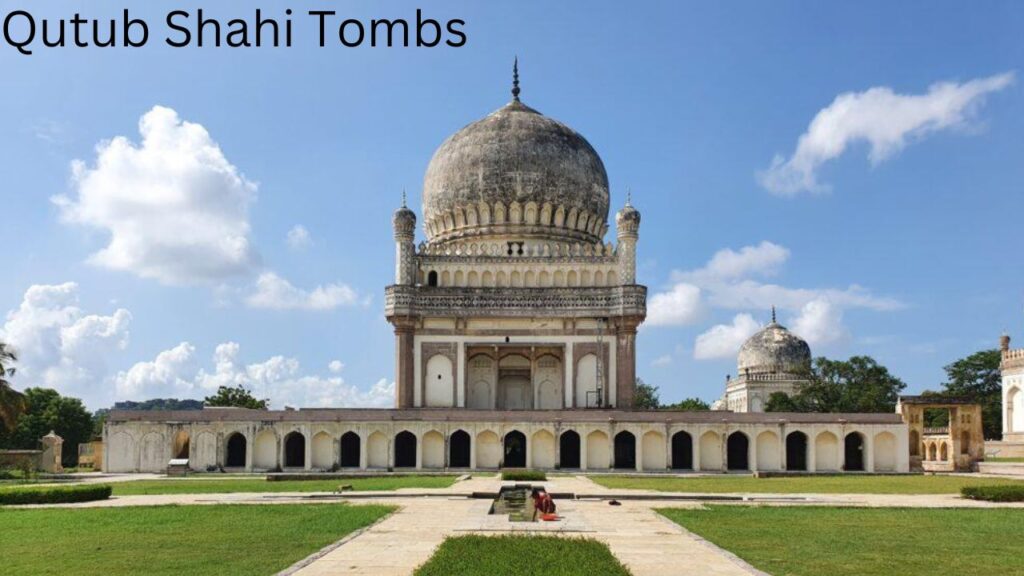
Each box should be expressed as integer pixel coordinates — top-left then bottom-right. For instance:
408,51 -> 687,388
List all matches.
1,0 -> 1021,410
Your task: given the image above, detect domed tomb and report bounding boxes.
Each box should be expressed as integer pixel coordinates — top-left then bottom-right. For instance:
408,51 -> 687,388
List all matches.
737,318 -> 812,377
422,87 -> 609,246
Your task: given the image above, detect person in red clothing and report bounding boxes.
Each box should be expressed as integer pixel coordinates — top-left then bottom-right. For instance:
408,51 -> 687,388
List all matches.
531,487 -> 556,515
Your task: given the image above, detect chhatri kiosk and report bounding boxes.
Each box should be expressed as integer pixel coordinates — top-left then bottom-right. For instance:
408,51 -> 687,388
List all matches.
104,70 -> 910,475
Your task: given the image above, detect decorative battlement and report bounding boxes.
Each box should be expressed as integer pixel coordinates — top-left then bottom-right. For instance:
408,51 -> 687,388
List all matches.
1003,348 -> 1024,370
385,284 -> 647,318
417,240 -> 617,259
734,371 -> 806,383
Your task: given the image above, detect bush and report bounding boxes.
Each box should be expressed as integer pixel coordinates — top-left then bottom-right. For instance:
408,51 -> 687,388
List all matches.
0,483 -> 112,505
501,470 -> 547,482
961,485 -> 1024,502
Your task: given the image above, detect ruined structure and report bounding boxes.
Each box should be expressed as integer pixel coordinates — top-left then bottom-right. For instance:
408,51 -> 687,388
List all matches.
103,64 -> 909,475
897,396 -> 984,472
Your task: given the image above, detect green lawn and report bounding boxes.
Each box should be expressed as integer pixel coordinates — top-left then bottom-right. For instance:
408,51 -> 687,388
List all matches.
591,474 -> 1024,494
660,506 -> 1024,576
415,535 -> 630,576
986,457 -> 1024,463
111,475 -> 458,495
0,503 -> 394,576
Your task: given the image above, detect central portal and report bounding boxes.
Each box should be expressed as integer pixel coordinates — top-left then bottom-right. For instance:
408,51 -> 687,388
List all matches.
498,354 -> 532,410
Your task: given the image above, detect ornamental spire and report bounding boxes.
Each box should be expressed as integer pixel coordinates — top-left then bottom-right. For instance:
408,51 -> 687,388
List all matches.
771,305 -> 777,324
512,56 -> 521,102
626,187 -> 633,207
401,189 -> 407,208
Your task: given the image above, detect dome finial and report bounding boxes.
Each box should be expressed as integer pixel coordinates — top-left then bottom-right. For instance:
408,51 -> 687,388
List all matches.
512,56 -> 521,102
771,305 -> 777,324
401,188 -> 407,208
626,187 -> 632,207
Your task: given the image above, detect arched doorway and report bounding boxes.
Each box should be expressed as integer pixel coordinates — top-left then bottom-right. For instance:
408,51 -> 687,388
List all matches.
395,431 -> 417,468
844,432 -> 865,471
614,431 -> 636,470
559,430 -> 580,469
786,431 -> 808,471
225,433 -> 246,467
172,430 -> 190,460
284,432 -> 305,468
340,432 -> 360,468
909,430 -> 920,456
671,431 -> 693,470
727,432 -> 749,471
427,271 -> 438,286
449,430 -> 471,468
503,430 -> 526,468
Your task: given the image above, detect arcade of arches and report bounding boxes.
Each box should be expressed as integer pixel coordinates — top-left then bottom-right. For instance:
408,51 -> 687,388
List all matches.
106,421 -> 909,473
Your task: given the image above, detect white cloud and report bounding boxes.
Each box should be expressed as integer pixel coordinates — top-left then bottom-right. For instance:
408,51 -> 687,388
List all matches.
53,105 -> 259,284
0,283 -> 131,405
245,272 -> 360,311
678,241 -> 790,283
114,341 -> 393,408
694,314 -> 761,360
651,354 -> 673,367
790,298 -> 846,347
646,283 -> 703,327
286,225 -> 312,250
759,72 -> 1014,196
328,360 -> 345,373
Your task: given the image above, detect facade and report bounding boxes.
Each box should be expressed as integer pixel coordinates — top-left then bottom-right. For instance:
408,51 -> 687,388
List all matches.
713,310 -> 812,413
103,68 -> 909,475
1000,333 -> 1024,441
897,396 -> 984,472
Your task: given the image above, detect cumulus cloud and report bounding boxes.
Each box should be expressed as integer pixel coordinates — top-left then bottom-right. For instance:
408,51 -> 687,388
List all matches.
245,272 -> 360,311
790,298 -> 846,347
679,241 -> 790,283
0,283 -> 131,405
53,105 -> 259,284
758,72 -> 1014,196
646,283 -> 703,327
328,360 -> 345,373
114,341 -> 394,408
651,355 -> 673,368
286,225 -> 312,250
694,314 -> 761,360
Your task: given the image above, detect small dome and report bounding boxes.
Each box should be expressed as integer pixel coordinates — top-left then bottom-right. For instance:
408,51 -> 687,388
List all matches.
737,320 -> 811,376
422,99 -> 609,245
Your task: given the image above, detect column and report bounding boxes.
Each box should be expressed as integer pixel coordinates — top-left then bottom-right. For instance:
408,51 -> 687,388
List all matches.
808,430 -> 817,472
415,433 -> 423,470
864,431 -> 875,473
692,430 -> 701,472
615,317 -> 640,408
393,319 -> 416,408
469,432 -> 477,470
566,342 -> 575,408
456,344 -> 466,407
635,433 -> 643,472
245,430 -> 254,472
580,432 -> 589,471
359,432 -> 368,470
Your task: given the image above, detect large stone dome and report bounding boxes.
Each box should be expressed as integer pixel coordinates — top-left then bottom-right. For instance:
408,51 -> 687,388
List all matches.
422,98 -> 610,246
737,320 -> 812,376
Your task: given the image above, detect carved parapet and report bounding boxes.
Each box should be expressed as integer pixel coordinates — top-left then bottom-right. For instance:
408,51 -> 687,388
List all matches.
1003,349 -> 1024,371
384,285 -> 647,319
417,240 -> 617,259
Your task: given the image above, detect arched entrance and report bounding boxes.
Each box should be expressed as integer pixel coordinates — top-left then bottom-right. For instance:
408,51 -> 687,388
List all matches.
284,432 -> 305,468
449,430 -> 471,468
909,429 -> 920,456
844,432 -> 865,471
559,430 -> 580,469
614,431 -> 636,470
172,430 -> 190,460
503,430 -> 527,468
340,432 -> 360,468
395,431 -> 417,468
225,433 -> 246,468
786,431 -> 808,471
671,431 -> 693,470
727,432 -> 749,471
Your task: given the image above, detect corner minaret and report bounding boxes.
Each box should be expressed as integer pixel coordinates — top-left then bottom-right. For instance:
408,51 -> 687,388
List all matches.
615,191 -> 641,285
392,191 -> 416,286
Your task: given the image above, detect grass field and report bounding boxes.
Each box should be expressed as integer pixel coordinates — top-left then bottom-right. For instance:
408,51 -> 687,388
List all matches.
985,457 -> 1024,463
591,474 -> 1024,494
111,475 -> 458,495
660,506 -> 1024,576
0,503 -> 394,576
414,535 -> 630,576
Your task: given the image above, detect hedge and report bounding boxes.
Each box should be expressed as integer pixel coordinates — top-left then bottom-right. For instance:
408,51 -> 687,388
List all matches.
501,470 -> 547,482
960,485 -> 1024,502
0,484 -> 113,505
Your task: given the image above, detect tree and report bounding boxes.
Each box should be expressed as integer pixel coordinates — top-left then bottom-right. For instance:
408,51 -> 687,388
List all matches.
633,378 -> 660,409
765,356 -> 906,413
661,397 -> 710,411
0,342 -> 26,433
6,388 -> 93,467
939,349 -> 1002,440
204,385 -> 268,409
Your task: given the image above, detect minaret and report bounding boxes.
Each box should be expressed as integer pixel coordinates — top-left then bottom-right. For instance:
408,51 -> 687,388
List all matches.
392,191 -> 416,286
615,190 -> 641,285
